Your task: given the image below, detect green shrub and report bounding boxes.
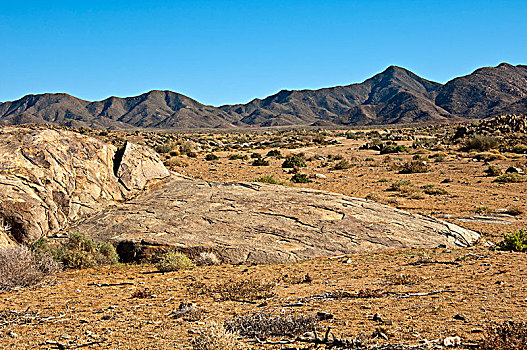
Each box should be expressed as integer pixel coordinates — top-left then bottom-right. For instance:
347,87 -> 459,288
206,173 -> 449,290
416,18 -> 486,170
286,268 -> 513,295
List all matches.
255,175 -> 282,185
44,233 -> 119,269
291,173 -> 309,183
282,156 -> 306,168
250,152 -> 262,159
493,173 -> 527,183
380,144 -> 408,154
229,154 -> 248,160
205,153 -> 219,161
156,142 -> 176,154
497,229 -> 527,252
156,251 -> 195,272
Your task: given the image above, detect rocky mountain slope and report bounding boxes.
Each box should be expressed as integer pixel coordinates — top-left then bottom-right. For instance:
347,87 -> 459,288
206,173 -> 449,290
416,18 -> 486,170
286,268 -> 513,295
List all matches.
1,64 -> 525,129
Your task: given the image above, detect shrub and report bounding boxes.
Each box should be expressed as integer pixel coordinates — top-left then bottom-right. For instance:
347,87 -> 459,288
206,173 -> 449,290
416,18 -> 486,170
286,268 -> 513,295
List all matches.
333,159 -> 353,170
0,245 -> 61,291
511,143 -> 527,154
485,165 -> 503,176
225,312 -> 317,338
380,144 -> 408,154
421,184 -> 448,195
497,229 -> 527,252
388,180 -> 425,199
191,322 -> 245,350
229,154 -> 248,160
474,206 -> 493,214
399,160 -> 430,174
388,273 -> 423,285
291,173 -> 309,183
473,152 -> 506,161
266,149 -> 282,158
188,278 -> 275,301
481,321 -> 527,350
156,142 -> 176,154
251,158 -> 269,166
205,153 -> 219,161
493,173 -> 527,183
282,156 -> 306,168
195,252 -> 221,266
464,135 -> 498,151
250,152 -> 262,159
44,233 -> 118,269
255,175 -> 282,185
156,251 -> 195,272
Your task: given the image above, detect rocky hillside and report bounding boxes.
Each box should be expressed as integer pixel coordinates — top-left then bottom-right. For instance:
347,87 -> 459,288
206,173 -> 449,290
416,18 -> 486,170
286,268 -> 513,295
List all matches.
1,64 -> 526,129
0,125 -> 169,245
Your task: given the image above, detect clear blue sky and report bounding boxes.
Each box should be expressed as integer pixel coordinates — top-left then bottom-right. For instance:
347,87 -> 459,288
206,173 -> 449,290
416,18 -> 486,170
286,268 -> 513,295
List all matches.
1,0 -> 526,106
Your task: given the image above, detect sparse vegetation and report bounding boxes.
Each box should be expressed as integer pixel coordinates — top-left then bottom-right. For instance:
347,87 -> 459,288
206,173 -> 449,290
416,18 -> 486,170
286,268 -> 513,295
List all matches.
191,322 -> 245,350
188,278 -> 275,301
399,160 -> 430,174
156,251 -> 195,272
205,153 -> 219,161
0,245 -> 61,291
255,175 -> 282,185
225,312 -> 317,338
251,158 -> 269,166
485,164 -> 503,176
291,173 -> 309,183
464,134 -> 499,151
497,229 -> 527,252
493,173 -> 527,183
282,155 -> 306,168
481,321 -> 527,350
333,159 -> 353,170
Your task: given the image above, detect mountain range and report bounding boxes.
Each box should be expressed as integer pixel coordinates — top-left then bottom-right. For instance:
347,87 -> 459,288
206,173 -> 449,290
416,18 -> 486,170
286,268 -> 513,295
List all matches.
1,63 -> 526,129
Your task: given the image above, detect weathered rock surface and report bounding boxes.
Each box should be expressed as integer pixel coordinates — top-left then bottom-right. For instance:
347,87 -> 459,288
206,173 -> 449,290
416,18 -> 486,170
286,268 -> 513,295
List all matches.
68,178 -> 480,264
0,126 -> 169,245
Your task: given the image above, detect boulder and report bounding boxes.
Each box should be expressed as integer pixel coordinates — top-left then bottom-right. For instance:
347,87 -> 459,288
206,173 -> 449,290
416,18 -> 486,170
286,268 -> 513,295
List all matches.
67,177 -> 480,264
0,126 -> 169,245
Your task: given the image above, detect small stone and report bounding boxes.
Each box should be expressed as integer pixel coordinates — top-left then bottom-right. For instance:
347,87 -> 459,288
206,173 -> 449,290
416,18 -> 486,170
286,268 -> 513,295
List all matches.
444,336 -> 461,347
453,313 -> 466,321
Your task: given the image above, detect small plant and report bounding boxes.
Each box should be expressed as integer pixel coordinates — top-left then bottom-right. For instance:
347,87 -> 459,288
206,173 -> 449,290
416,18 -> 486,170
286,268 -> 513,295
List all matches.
421,184 -> 448,195
282,155 -> 306,168
388,273 -> 424,285
365,157 -> 375,161
380,144 -> 408,154
0,245 -> 61,291
225,312 -> 317,338
250,152 -> 262,159
388,180 -> 425,199
205,153 -> 219,161
255,175 -> 282,185
481,321 -> 527,350
485,165 -> 503,176
291,173 -> 309,183
251,158 -> 269,166
191,322 -> 245,350
44,233 -> 119,269
156,251 -> 195,272
494,173 -> 527,183
333,159 -> 353,170
357,288 -> 385,298
156,142 -> 177,154
266,149 -> 282,158
229,154 -> 248,160
131,288 -> 154,298
497,229 -> 527,252
195,251 -> 221,266
474,206 -> 493,214
464,135 -> 499,151
399,160 -> 430,174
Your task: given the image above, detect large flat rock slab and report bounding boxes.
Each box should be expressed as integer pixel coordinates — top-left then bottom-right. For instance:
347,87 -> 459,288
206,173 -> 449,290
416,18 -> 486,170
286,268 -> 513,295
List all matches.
70,177 -> 480,264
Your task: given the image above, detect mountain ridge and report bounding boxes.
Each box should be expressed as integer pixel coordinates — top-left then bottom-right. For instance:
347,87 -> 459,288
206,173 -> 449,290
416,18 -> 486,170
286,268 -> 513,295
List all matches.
1,63 -> 526,129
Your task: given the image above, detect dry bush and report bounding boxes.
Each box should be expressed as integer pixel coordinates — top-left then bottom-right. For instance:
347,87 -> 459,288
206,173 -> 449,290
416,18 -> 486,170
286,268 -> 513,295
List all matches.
485,164 -> 503,176
421,184 -> 448,195
473,151 -> 506,161
388,180 -> 425,199
481,321 -> 527,350
195,251 -> 221,266
333,159 -> 353,170
225,312 -> 317,338
494,173 -> 527,183
357,288 -> 385,298
131,288 -> 154,298
399,160 -> 430,174
156,251 -> 195,272
388,273 -> 424,285
464,135 -> 499,151
165,158 -> 189,167
191,322 -> 246,350
0,245 -> 61,291
188,278 -> 275,301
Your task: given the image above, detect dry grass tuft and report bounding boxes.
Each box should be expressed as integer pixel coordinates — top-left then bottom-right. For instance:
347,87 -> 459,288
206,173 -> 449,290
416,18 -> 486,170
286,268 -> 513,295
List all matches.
191,322 -> 246,350
225,312 -> 317,338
